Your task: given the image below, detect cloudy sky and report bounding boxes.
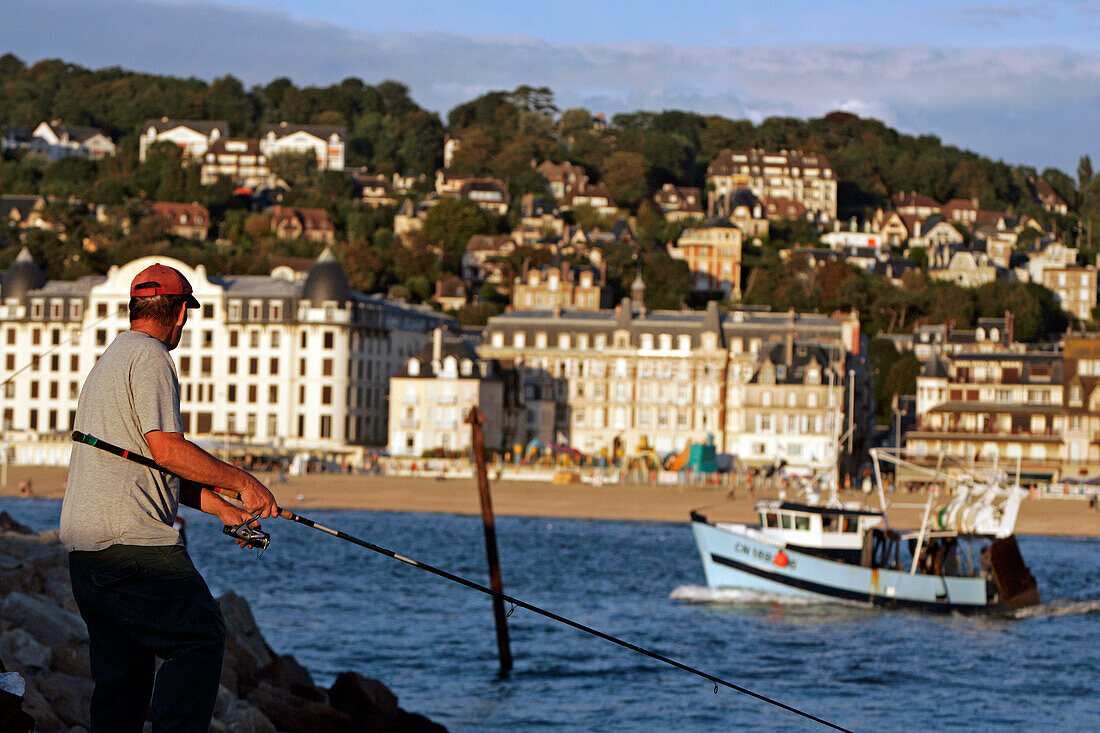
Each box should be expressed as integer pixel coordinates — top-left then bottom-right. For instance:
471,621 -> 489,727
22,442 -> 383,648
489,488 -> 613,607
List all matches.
3,0 -> 1099,173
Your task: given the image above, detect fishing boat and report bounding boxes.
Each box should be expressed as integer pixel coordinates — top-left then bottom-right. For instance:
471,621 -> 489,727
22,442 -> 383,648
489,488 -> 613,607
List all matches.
690,450 -> 1040,613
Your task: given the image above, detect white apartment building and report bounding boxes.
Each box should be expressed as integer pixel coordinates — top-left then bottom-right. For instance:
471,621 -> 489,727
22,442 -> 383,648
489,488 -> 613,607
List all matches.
260,123 -> 346,172
478,300 -> 870,471
30,121 -> 116,160
387,329 -> 508,456
139,119 -> 229,161
0,249 -> 452,465
707,148 -> 838,222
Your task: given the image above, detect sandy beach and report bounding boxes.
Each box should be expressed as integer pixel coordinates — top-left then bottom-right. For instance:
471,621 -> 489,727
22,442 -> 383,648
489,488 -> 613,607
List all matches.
3,464 -> 1098,537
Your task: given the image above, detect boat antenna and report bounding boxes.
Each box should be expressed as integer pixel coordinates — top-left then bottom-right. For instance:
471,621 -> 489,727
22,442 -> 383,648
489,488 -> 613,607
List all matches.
71,431 -> 852,732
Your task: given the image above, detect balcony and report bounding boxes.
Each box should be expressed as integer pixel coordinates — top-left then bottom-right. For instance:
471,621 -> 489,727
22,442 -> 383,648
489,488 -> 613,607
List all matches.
436,392 -> 457,405
399,418 -> 418,428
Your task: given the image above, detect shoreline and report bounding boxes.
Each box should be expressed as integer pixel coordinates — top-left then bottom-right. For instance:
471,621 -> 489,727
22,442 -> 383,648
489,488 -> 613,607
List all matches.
3,465 -> 1098,537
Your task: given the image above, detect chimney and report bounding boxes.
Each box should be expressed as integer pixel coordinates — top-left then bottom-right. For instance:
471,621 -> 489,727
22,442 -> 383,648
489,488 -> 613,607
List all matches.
786,308 -> 796,365
432,327 -> 443,368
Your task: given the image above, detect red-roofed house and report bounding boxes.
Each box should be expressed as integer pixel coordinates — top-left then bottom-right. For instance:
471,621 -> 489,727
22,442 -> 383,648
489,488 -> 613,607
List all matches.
149,201 -> 209,240
270,206 -> 336,245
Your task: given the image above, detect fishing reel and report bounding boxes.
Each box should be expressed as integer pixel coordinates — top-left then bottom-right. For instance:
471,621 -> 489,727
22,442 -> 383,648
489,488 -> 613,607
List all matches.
223,515 -> 270,554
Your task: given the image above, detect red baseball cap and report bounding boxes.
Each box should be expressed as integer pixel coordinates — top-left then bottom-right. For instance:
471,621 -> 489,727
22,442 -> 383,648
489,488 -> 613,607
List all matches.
130,264 -> 200,308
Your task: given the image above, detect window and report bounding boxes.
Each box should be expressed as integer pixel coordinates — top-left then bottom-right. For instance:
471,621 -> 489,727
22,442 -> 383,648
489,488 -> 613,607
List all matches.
202,303 -> 214,319
270,302 -> 283,320
229,357 -> 238,375
269,385 -> 278,404
271,330 -> 280,348
229,301 -> 241,320
249,302 -> 262,321
269,358 -> 279,375
322,386 -> 332,405
513,333 -> 526,348
179,357 -> 191,376
323,359 -> 333,377
227,385 -> 237,402
320,415 -> 332,438
247,385 -> 257,403
202,330 -> 213,348
249,358 -> 258,375
201,357 -> 212,376
323,331 -> 334,349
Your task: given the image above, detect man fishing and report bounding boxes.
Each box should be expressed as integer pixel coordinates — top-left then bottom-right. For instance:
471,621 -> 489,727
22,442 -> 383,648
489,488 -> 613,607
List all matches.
60,263 -> 279,733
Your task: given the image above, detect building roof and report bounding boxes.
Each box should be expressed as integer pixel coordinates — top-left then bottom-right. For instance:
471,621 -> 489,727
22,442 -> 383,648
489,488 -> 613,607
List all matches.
301,247 -> 351,304
143,118 -> 229,137
0,247 -> 47,301
398,335 -> 488,379
262,122 -> 347,141
707,148 -> 834,176
39,121 -> 110,142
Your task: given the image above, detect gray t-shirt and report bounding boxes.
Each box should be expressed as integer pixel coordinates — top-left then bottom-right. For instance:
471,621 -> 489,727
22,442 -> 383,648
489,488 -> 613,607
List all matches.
60,330 -> 185,551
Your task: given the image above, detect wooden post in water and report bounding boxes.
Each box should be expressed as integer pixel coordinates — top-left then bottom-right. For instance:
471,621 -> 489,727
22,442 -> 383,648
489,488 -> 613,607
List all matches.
466,407 -> 513,675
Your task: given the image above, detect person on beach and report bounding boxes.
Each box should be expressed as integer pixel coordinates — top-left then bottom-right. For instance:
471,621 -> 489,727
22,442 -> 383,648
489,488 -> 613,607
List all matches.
60,263 -> 278,733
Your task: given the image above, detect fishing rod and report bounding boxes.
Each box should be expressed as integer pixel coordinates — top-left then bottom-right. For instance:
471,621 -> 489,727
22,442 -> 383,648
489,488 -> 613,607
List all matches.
72,430 -> 853,733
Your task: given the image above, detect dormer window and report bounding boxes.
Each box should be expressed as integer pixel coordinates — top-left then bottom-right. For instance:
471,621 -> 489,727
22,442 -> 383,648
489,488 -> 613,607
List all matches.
461,359 -> 473,376
408,358 -> 420,376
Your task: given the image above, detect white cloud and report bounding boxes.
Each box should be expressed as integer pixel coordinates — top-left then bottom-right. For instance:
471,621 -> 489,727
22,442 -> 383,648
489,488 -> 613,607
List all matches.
2,0 -> 1098,171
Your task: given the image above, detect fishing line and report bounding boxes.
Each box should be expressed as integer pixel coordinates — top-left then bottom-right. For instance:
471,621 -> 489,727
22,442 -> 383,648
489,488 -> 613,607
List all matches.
72,430 -> 853,732
1,311 -> 114,389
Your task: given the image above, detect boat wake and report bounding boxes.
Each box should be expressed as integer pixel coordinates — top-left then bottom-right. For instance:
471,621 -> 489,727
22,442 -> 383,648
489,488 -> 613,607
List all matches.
669,584 -> 821,606
1009,599 -> 1100,619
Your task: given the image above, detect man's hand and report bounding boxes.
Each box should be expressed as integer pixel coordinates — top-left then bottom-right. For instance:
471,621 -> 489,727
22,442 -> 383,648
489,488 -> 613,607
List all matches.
212,501 -> 264,550
146,430 -> 280,518
238,475 -> 278,519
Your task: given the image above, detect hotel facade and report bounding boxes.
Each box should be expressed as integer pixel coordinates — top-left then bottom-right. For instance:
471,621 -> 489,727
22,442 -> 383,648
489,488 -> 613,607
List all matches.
476,300 -> 871,471
0,249 -> 451,465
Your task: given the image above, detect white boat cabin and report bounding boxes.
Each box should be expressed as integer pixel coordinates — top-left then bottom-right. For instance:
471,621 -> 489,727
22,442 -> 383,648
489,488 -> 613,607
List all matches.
754,501 -> 885,552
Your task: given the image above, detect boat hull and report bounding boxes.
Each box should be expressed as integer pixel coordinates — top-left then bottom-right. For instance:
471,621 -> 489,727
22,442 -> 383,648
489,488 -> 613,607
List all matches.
692,521 -> 1001,614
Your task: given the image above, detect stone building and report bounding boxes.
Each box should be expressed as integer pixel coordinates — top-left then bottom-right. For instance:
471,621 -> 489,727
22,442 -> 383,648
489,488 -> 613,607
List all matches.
707,149 -> 838,222
477,300 -> 869,470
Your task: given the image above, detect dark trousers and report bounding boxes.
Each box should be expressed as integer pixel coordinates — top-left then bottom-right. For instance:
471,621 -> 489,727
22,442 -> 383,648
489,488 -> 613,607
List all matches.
69,544 -> 227,733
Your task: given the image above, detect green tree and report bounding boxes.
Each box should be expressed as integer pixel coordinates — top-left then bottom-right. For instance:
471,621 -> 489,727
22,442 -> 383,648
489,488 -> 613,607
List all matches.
601,151 -> 650,207
422,198 -> 491,272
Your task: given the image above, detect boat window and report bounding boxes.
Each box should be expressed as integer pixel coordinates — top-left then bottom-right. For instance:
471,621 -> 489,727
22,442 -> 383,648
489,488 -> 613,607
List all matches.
780,514 -> 792,529
842,516 -> 859,533
794,515 -> 810,531
765,512 -> 779,528
821,515 -> 836,531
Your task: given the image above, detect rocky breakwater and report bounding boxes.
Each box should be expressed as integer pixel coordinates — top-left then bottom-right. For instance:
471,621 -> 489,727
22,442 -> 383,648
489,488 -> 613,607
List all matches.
0,512 -> 446,732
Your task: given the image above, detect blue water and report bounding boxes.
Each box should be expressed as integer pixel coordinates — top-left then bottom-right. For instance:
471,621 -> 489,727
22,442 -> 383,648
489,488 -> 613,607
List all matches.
5,497 -> 1099,732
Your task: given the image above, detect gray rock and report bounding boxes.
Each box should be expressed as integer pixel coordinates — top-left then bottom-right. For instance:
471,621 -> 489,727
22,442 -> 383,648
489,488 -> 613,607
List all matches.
0,627 -> 52,670
329,671 -> 399,717
21,675 -> 66,733
0,551 -> 21,570
48,642 -> 90,678
259,654 -> 323,701
218,698 -> 278,733
0,591 -> 88,645
218,592 -> 274,669
37,671 -> 92,729
213,683 -> 235,718
37,529 -> 61,544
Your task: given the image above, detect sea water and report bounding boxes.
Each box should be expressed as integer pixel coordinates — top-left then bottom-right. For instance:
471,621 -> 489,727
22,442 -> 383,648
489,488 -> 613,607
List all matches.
5,498 -> 1098,731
